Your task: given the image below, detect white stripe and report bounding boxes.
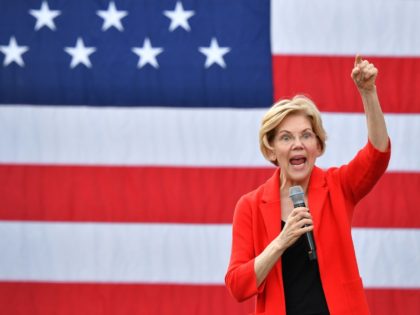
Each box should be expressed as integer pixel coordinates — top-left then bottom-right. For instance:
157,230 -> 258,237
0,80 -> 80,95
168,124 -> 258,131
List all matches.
0,222 -> 231,284
0,222 -> 419,287
0,105 -> 419,172
353,228 -> 420,288
271,0 -> 420,56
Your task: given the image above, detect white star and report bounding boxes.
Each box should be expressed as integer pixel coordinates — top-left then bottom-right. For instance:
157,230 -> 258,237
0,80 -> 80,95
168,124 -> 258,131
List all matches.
0,36 -> 29,67
29,1 -> 61,31
198,38 -> 231,69
132,38 -> 164,69
97,1 -> 128,32
64,38 -> 96,69
163,1 -> 195,32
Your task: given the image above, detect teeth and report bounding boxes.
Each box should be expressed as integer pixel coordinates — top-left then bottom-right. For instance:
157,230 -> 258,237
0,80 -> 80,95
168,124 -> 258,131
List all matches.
290,158 -> 305,165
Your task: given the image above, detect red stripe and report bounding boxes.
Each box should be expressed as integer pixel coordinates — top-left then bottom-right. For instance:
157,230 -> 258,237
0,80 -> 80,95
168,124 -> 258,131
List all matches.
0,164 -> 272,224
0,282 -> 418,315
365,288 -> 420,315
0,165 -> 418,227
353,171 -> 420,228
0,282 -> 254,315
272,55 -> 420,113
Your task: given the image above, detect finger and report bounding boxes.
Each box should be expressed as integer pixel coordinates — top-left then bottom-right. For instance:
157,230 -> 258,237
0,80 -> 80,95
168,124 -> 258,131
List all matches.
289,213 -> 312,227
291,215 -> 312,227
358,60 -> 369,70
363,65 -> 377,78
351,67 -> 360,80
295,218 -> 313,228
363,68 -> 377,80
364,63 -> 375,73
291,224 -> 313,237
290,206 -> 309,215
300,225 -> 313,233
354,61 -> 368,81
286,213 -> 309,228
297,211 -> 312,220
290,209 -> 310,221
354,54 -> 362,67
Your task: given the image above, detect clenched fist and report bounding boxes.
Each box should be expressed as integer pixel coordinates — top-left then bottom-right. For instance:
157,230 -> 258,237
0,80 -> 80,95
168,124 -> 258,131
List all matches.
351,55 -> 378,92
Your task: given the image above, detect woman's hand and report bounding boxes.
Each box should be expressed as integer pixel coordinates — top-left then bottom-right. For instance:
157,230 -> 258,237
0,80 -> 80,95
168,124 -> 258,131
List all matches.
351,55 -> 378,93
254,206 -> 313,287
276,207 -> 313,250
351,55 -> 389,151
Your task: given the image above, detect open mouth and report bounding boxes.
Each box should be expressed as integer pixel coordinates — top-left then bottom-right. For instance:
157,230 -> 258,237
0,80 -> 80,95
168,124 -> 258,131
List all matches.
289,156 -> 307,166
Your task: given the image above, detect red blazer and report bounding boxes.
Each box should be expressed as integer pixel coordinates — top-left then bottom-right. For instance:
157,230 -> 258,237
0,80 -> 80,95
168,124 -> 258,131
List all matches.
225,140 -> 390,315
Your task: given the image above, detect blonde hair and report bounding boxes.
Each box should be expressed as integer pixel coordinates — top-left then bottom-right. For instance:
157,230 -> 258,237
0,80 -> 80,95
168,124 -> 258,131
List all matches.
259,95 -> 327,166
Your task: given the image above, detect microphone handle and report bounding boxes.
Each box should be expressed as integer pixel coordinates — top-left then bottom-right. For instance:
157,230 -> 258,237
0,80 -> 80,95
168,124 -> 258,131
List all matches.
293,201 -> 317,261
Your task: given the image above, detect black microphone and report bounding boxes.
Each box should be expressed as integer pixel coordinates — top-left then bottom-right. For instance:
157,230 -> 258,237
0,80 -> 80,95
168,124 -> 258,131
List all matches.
289,185 -> 317,261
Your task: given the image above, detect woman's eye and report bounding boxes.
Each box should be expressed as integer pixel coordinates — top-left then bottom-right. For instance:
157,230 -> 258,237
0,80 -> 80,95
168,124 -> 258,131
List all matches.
280,135 -> 290,141
303,132 -> 313,139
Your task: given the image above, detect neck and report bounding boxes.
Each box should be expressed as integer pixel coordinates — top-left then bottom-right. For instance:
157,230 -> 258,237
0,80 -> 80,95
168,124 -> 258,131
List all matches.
280,176 -> 310,199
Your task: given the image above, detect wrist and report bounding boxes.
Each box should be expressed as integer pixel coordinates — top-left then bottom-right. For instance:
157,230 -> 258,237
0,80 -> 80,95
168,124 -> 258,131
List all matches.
359,85 -> 377,97
272,236 -> 286,256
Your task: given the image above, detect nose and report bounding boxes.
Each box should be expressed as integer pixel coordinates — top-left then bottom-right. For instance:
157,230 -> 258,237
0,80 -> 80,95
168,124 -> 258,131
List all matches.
292,136 -> 304,148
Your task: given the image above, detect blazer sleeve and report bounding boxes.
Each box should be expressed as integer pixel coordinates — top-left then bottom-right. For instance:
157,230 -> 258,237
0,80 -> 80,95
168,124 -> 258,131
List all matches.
338,138 -> 391,207
225,195 -> 263,302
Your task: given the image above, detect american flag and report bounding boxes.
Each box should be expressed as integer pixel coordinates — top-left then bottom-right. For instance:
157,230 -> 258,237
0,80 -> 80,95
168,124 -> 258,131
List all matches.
0,1 -> 419,314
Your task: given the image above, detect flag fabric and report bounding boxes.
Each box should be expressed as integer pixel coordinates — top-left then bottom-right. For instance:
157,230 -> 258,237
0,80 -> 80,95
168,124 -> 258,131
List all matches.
0,0 -> 419,314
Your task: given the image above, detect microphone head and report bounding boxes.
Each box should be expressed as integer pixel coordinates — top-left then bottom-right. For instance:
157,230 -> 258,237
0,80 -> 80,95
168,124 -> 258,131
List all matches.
289,185 -> 305,205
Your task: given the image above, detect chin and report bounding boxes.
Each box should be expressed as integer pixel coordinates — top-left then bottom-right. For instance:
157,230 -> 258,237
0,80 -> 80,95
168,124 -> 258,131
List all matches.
287,171 -> 311,184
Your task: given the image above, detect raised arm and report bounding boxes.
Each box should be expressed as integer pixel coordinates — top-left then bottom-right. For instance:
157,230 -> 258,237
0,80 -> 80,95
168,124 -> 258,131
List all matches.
351,55 -> 389,151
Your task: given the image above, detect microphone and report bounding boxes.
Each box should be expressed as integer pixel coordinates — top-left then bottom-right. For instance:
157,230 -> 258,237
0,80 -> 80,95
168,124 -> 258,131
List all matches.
289,185 -> 317,261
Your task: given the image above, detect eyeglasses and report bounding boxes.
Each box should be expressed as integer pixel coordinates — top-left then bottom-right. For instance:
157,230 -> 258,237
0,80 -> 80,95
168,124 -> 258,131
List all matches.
276,130 -> 317,146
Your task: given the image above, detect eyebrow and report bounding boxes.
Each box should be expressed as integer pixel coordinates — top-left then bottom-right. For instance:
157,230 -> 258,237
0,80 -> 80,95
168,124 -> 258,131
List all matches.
277,127 -> 313,134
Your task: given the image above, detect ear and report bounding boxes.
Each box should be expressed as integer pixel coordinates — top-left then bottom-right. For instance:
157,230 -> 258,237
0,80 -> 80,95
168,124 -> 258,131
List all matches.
269,150 -> 277,162
315,140 -> 323,157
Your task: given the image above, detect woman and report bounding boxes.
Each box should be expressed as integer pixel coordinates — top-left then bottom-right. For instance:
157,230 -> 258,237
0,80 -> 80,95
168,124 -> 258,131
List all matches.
225,56 -> 390,315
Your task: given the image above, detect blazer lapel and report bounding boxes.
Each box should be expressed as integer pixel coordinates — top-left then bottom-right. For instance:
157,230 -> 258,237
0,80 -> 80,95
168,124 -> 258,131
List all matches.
260,167 -> 328,239
260,168 -> 281,242
307,166 -> 328,237
260,201 -> 281,243
260,169 -> 282,281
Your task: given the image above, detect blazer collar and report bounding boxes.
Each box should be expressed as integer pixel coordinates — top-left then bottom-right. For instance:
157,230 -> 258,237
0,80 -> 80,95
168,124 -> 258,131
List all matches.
260,166 -> 328,240
261,168 -> 280,203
